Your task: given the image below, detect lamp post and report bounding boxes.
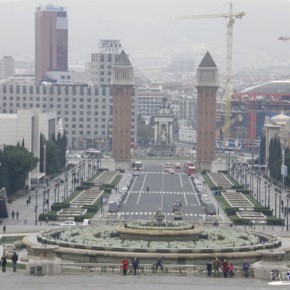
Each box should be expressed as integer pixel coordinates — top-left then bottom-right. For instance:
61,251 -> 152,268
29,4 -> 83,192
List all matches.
64,173 -> 68,200
34,189 -> 38,226
42,185 -> 46,214
279,192 -> 282,219
256,175 -> 260,202
274,187 -> 279,218
267,182 -> 272,208
286,191 -> 290,231
264,180 -> 267,207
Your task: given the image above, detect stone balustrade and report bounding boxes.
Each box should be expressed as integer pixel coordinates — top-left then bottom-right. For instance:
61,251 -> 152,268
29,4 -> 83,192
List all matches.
60,263 -> 254,277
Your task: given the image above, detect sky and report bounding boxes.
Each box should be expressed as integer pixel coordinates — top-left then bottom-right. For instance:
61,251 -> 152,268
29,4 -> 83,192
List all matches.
0,0 -> 290,74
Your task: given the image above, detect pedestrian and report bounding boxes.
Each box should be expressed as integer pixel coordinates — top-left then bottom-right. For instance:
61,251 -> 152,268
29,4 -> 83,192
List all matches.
2,225 -> 6,234
147,186 -> 149,193
223,259 -> 229,278
229,263 -> 234,277
122,257 -> 129,275
213,257 -> 221,277
11,252 -> 18,272
206,259 -> 212,276
1,255 -> 7,272
155,257 -> 163,271
243,259 -> 250,277
16,211 -> 19,220
11,210 -> 15,220
131,257 -> 139,275
28,196 -> 31,204
26,199 -> 29,206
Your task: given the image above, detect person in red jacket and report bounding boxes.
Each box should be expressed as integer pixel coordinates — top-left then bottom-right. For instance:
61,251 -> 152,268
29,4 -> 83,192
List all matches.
122,258 -> 129,275
223,259 -> 229,278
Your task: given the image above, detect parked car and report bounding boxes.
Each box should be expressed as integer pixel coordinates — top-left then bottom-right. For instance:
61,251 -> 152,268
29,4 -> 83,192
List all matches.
108,201 -> 119,213
169,168 -> 175,174
175,163 -> 181,169
172,203 -> 181,212
60,221 -> 76,227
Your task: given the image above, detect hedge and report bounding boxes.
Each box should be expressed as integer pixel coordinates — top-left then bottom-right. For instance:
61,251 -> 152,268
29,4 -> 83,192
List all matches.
82,182 -> 94,187
51,203 -> 70,211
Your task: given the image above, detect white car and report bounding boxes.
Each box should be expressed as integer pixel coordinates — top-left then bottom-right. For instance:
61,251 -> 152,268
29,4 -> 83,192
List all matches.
60,221 -> 77,227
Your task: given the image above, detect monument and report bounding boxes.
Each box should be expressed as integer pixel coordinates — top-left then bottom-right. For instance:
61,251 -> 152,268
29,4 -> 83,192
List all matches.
148,98 -> 176,157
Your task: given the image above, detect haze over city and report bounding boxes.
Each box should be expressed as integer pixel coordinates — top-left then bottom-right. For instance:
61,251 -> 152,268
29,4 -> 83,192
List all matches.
0,0 -> 290,78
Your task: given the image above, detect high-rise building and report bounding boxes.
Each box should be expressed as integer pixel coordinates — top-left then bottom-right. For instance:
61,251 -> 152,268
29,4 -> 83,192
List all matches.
112,50 -> 134,168
196,52 -> 219,168
0,56 -> 15,79
91,39 -> 122,86
35,5 -> 68,84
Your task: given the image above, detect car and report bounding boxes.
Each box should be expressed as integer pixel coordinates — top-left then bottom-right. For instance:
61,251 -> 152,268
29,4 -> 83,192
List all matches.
169,168 -> 175,174
172,203 -> 181,212
165,163 -> 171,172
60,221 -> 76,227
175,163 -> 181,169
133,171 -> 139,176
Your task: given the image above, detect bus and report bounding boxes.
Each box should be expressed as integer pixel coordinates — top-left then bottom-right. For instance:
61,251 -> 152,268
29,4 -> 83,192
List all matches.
185,162 -> 197,175
132,161 -> 142,171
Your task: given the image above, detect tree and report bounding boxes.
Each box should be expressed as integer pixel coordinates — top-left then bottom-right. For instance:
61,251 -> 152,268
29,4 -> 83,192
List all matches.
45,140 -> 60,175
0,145 -> 38,195
268,136 -> 282,181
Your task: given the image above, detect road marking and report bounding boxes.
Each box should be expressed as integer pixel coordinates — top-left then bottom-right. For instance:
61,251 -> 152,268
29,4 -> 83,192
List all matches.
189,176 -> 201,207
123,174 -> 138,205
268,281 -> 290,286
137,173 -> 147,205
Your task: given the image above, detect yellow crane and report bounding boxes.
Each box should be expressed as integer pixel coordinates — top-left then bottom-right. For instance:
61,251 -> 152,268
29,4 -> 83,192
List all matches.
177,3 -> 245,139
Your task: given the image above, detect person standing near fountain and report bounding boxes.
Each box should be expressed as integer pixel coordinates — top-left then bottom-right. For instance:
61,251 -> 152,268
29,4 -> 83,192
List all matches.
222,259 -> 229,278
122,257 -> 129,275
243,259 -> 250,277
206,260 -> 212,276
11,252 -> 18,272
131,257 -> 139,275
213,257 -> 221,277
1,254 -> 7,272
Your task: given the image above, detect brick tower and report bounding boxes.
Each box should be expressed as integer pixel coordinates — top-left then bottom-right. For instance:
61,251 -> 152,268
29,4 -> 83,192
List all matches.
196,52 -> 219,169
111,50 -> 134,169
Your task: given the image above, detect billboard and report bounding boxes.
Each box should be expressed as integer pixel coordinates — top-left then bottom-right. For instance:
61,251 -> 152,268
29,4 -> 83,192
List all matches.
99,39 -> 122,53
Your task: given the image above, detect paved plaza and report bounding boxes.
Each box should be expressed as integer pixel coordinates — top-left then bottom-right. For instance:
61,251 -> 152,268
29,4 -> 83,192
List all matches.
0,270 -> 290,290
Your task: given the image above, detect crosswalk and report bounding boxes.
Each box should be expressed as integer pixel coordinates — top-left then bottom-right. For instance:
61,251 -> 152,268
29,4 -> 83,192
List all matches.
107,212 -> 204,217
129,191 -> 195,195
139,172 -> 188,175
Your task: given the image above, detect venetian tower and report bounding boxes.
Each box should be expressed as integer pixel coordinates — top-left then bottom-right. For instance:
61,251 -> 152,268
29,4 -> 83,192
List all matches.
111,50 -> 134,169
196,52 -> 219,169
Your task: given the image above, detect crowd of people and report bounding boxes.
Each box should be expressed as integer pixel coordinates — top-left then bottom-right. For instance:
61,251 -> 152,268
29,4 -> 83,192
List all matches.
207,257 -> 250,278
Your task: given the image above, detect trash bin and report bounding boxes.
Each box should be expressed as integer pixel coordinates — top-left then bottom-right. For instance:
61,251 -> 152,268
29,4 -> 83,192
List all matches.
271,269 -> 280,280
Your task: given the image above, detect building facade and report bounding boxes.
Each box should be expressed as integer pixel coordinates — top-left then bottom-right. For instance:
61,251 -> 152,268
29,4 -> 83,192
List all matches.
0,56 -> 15,79
35,4 -> 68,84
91,39 -> 122,86
0,83 -> 136,150
112,50 -> 134,167
196,52 -> 219,167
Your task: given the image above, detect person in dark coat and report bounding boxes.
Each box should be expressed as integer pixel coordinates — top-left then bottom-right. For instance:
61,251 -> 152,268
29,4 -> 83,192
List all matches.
213,257 -> 221,276
223,259 -> 229,278
131,257 -> 139,275
156,257 -> 163,271
206,260 -> 212,276
11,252 -> 18,272
1,255 -> 7,272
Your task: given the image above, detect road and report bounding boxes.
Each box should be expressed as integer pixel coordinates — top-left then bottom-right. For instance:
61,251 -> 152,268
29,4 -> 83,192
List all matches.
107,161 -> 210,222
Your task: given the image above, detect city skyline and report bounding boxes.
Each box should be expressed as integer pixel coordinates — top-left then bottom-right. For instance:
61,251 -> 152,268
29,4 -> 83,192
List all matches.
0,0 -> 290,76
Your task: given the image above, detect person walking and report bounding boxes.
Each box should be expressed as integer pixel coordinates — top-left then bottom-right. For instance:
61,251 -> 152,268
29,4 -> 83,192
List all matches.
147,186 -> 149,193
122,257 -> 129,275
229,263 -> 234,277
243,259 -> 250,277
223,259 -> 229,278
2,225 -> 6,234
16,211 -> 19,220
213,257 -> 221,277
11,252 -> 18,272
206,260 -> 212,276
131,257 -> 139,275
11,210 -> 15,220
1,255 -> 7,272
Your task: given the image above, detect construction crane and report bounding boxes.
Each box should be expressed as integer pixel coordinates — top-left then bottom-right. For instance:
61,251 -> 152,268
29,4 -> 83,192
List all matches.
278,36 -> 290,41
177,3 -> 245,139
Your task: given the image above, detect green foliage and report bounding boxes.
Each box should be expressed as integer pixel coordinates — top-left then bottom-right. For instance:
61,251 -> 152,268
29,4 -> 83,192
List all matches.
50,203 -> 70,211
0,145 -> 38,195
266,217 -> 285,226
39,212 -> 58,221
269,136 -> 282,181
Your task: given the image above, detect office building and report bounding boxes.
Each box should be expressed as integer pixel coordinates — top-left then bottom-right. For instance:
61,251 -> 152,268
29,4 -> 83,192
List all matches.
196,52 -> 219,168
0,56 -> 15,79
0,83 -> 136,150
35,4 -> 68,84
91,39 -> 122,86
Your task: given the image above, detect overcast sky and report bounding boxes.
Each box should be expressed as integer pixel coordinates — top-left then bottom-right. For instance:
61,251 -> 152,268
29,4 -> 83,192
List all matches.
0,0 -> 290,72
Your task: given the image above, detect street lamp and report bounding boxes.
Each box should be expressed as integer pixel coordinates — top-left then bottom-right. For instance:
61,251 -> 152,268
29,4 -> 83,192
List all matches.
267,182 -> 272,208
274,187 -> 280,218
264,180 -> 267,207
34,189 -> 38,226
286,191 -> 290,231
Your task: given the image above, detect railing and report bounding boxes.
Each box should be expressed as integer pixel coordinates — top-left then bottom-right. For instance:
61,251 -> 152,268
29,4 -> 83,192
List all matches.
61,263 -> 254,278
